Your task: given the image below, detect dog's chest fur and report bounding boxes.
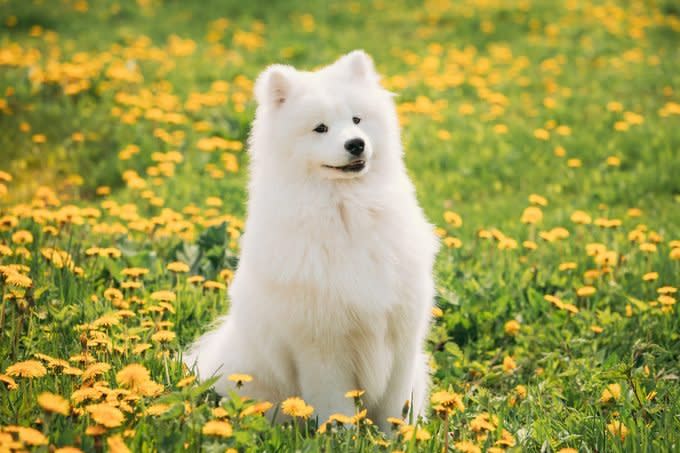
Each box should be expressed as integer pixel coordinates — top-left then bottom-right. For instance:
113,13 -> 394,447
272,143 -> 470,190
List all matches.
235,182 -> 434,397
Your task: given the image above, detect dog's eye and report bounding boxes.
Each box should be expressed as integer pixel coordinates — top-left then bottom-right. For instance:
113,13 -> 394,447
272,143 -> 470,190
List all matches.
352,116 -> 361,124
313,123 -> 328,133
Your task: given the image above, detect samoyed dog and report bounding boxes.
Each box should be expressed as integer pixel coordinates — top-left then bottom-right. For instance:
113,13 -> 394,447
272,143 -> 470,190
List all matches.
184,50 -> 439,431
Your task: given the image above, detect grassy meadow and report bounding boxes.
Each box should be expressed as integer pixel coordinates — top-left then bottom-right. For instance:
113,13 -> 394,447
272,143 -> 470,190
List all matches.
1,0 -> 680,451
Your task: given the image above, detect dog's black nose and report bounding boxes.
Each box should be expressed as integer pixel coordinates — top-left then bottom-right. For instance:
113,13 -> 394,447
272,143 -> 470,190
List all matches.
344,138 -> 365,156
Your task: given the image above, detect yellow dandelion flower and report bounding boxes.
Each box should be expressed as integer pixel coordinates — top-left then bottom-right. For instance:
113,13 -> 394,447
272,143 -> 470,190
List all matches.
203,280 -> 226,290
577,286 -> 596,297
600,383 -> 622,403
351,408 -> 367,424
387,416 -> 405,427
431,390 -> 465,413
559,262 -> 577,271
6,360 -> 47,378
55,447 -> 85,453
116,363 -> 151,389
327,413 -> 353,424
496,429 -> 516,447
503,356 -> 517,373
657,286 -> 677,295
498,237 -> 518,250
607,420 -> 629,441
583,269 -> 602,280
85,425 -> 107,436
493,124 -> 508,134
228,373 -> 253,385
642,272 -> 658,281
470,413 -> 497,432
606,156 -> 621,166
345,389 -> 365,398
399,424 -> 431,441
96,186 -> 111,196
591,325 -> 604,334
219,268 -> 234,283
13,426 -> 48,446
132,343 -> 152,354
529,194 -> 548,206
145,403 -> 171,416
107,434 -> 132,453
151,330 -> 176,343
86,403 -> 125,428
504,320 -> 521,336
240,401 -> 273,418
454,440 -> 481,453
121,267 -> 149,278
11,230 -> 33,244
136,380 -> 164,397
5,272 -> 32,288
478,229 -> 493,239
567,158 -> 582,168
187,275 -> 205,284
639,243 -> 657,253
0,373 -> 18,390
554,145 -> 566,157
32,133 -> 47,143
533,128 -> 549,140
205,196 -> 223,207
202,420 -> 233,437
177,375 -> 196,388
82,363 -> 111,381
121,280 -> 141,290
658,295 -> 676,306
523,240 -> 538,250
212,407 -> 229,418
562,303 -> 579,314
607,101 -> 624,112
150,290 -> 176,302
38,392 -> 70,415
437,130 -> 451,140
281,397 -> 314,418
444,237 -> 463,249
103,288 -> 123,301
614,121 -> 629,131
443,211 -> 463,227
167,261 -> 190,273
520,206 -> 543,224
571,210 -> 592,224
594,252 -> 617,268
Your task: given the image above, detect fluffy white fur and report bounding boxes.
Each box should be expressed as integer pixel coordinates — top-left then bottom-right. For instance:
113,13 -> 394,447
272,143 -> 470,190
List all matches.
184,50 -> 439,431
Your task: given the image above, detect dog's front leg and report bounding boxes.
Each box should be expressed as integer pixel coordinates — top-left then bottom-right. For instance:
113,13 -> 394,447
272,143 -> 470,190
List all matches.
296,351 -> 356,424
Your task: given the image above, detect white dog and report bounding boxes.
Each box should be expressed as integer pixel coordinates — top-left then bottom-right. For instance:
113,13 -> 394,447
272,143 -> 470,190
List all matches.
184,50 -> 439,431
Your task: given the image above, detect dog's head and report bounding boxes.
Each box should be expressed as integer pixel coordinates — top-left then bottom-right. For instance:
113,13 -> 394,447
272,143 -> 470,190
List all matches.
250,50 -> 399,181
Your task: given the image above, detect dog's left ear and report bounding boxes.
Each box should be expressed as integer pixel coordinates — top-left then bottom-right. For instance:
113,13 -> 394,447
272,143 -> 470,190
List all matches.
334,50 -> 379,82
254,64 -> 296,107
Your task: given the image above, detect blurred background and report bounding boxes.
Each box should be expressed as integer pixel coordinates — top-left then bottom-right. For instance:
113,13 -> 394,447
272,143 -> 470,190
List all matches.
1,0 -> 678,225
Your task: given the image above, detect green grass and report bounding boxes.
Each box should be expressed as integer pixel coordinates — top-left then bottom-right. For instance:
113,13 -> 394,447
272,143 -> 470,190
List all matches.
1,0 -> 679,451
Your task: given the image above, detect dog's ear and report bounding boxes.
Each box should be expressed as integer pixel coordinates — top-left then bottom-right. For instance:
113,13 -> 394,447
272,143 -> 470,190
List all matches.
254,64 -> 295,107
334,50 -> 379,82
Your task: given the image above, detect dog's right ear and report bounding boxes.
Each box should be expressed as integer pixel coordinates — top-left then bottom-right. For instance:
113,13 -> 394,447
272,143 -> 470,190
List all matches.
254,64 -> 295,107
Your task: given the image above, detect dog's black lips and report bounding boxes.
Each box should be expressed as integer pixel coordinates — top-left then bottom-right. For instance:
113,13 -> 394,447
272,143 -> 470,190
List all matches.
323,160 -> 366,172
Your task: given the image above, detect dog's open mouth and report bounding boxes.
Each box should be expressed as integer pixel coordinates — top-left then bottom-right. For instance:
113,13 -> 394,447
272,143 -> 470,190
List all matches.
323,160 -> 366,173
